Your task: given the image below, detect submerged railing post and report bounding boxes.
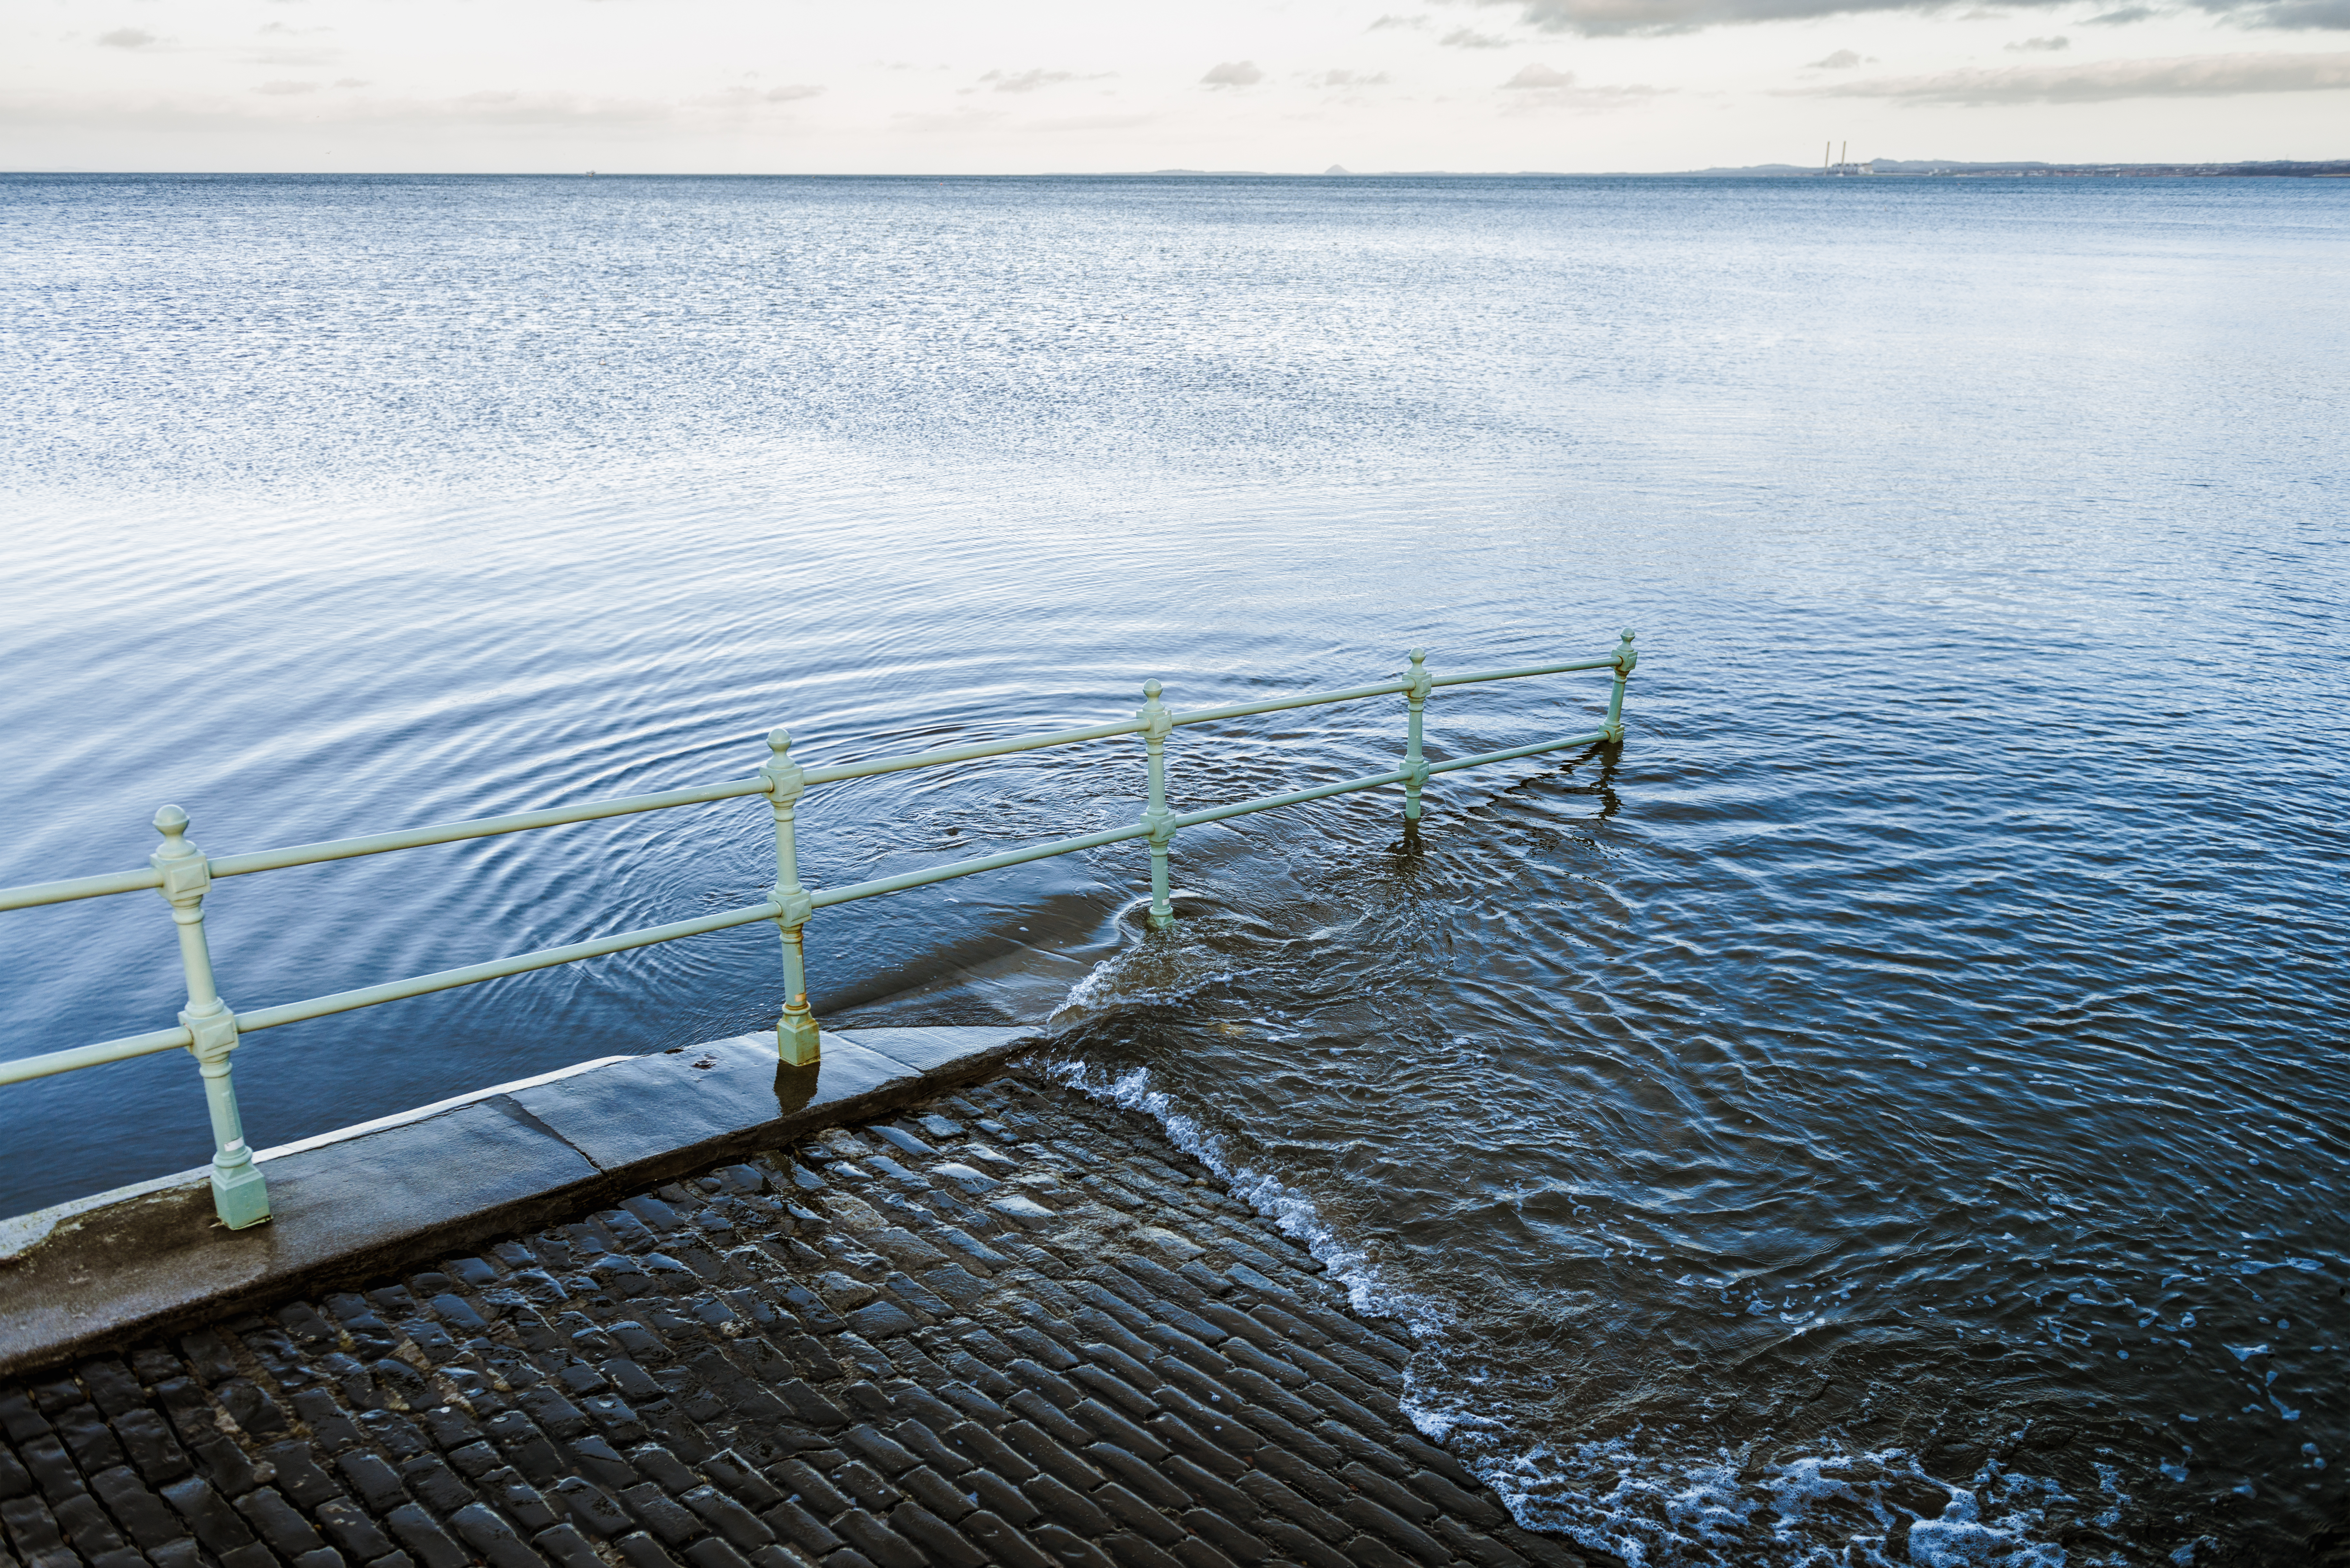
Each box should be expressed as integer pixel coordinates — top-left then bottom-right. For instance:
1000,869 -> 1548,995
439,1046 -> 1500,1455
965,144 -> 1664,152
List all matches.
761,729 -> 820,1067
1604,629 -> 1638,739
1402,647 -> 1432,823
151,806 -> 269,1229
1139,680 -> 1175,927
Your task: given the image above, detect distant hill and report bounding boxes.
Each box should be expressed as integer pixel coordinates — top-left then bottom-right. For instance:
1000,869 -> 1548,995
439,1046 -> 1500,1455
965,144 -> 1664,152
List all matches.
1679,158 -> 2350,177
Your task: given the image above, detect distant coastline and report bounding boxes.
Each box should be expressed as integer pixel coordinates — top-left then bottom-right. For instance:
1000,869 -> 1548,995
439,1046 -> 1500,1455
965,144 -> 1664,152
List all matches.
1671,157 -> 2350,177
1128,160 -> 2350,178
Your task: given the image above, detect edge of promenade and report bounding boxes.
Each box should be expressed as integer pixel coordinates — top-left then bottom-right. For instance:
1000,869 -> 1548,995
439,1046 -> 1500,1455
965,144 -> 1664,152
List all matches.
0,1027 -> 1035,1377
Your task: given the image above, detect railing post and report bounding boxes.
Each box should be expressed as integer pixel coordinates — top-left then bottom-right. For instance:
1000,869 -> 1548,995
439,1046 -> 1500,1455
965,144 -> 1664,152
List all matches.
1138,681 -> 1175,928
1604,629 -> 1638,739
761,729 -> 820,1067
151,806 -> 269,1229
1402,648 -> 1432,822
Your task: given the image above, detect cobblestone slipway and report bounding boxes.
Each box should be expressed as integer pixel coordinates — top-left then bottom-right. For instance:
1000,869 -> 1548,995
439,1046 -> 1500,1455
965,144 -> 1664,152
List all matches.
0,1067 -> 1602,1568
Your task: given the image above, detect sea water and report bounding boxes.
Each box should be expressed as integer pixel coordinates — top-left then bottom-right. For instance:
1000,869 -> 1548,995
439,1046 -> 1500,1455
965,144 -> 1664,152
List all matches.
2,172 -> 2342,1563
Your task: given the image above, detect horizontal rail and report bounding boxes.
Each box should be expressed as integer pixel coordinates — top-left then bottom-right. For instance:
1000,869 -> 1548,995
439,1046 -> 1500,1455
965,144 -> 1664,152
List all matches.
0,721 -> 1613,1087
231,901 -> 787,1035
0,867 -> 166,911
209,779 -> 771,880
0,779 -> 772,913
803,718 -> 1147,785
815,822 -> 1155,907
1430,656 -> 1620,688
0,902 -> 789,1086
1429,729 -> 1612,776
0,1025 -> 195,1087
0,652 -> 1624,915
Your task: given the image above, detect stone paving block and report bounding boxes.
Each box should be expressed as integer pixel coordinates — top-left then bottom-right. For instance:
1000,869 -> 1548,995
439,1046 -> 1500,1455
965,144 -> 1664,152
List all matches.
687,1536 -> 757,1568
313,1499 -> 395,1560
235,1485 -> 325,1554
1177,1508 -> 1268,1564
614,1530 -> 687,1568
1236,1405 -> 1345,1471
958,1509 -> 1053,1568
87,1465 -> 182,1551
1236,1470 -> 1348,1544
827,1462 -> 900,1513
449,1501 -> 540,1568
533,1522 -> 603,1568
999,1419 -> 1104,1490
828,1509 -> 923,1568
0,1067 -> 1617,1568
159,1476 -> 252,1553
1348,1531 -> 1429,1568
1252,1516 -> 1352,1568
890,1465 -> 969,1521
1252,1447 -> 1350,1510
755,1500 -> 840,1558
382,1503 -> 468,1568
1343,1495 -> 1452,1565
1029,1523 -> 1116,1567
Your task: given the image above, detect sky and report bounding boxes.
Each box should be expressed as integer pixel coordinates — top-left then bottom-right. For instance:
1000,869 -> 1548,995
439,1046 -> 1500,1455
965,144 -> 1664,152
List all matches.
4,0 -> 2345,173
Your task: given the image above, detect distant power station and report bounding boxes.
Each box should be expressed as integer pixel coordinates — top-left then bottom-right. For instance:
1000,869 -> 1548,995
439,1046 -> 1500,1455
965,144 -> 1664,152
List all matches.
1824,141 -> 1877,176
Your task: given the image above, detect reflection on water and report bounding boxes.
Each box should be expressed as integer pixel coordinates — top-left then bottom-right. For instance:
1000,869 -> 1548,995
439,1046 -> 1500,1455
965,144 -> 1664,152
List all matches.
2,172 -> 2343,1566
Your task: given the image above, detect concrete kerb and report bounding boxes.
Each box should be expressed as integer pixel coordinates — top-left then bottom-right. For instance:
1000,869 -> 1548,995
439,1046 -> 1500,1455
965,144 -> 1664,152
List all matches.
0,1024 -> 1038,1376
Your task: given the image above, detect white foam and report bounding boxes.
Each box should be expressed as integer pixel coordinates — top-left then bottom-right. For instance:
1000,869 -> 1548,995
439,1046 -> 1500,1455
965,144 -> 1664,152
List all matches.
1045,956 -> 2083,1567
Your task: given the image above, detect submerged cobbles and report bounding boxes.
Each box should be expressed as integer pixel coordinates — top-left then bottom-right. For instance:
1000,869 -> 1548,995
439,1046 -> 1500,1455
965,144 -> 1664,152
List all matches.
0,1069 -> 1597,1568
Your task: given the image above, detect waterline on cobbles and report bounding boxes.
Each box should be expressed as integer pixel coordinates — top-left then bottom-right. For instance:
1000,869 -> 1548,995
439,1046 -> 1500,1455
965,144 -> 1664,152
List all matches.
1035,997 -> 2083,1568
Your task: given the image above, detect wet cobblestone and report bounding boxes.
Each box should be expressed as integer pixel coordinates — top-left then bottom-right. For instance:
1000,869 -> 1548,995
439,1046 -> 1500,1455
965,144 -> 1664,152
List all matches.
1,1069 -> 1599,1568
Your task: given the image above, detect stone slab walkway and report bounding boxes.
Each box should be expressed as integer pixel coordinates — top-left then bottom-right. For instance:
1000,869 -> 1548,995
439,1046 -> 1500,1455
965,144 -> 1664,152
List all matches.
0,1063 -> 1602,1568
0,1029 -> 1032,1376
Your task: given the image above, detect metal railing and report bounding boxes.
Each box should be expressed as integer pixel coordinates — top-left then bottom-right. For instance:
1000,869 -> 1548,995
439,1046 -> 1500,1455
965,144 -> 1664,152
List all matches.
0,633 -> 1638,1230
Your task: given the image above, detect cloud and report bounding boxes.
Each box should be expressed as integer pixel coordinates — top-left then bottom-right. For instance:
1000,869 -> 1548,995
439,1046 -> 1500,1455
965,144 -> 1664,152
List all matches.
2006,32 -> 2071,45
2085,5 -> 2161,18
1018,112 -> 1157,132
254,80 -> 319,95
1498,61 -> 1674,104
2,88 -> 677,133
1794,47 -> 2350,99
1442,27 -> 1517,45
1200,60 -> 1264,85
692,84 -> 825,108
892,106 -> 1009,132
97,27 -> 158,49
982,68 -> 1078,92
1807,47 -> 1869,64
2212,0 -> 2350,25
1489,0 -> 2350,37
1368,12 -> 1430,26
433,91 -> 671,126
1311,68 -> 1394,85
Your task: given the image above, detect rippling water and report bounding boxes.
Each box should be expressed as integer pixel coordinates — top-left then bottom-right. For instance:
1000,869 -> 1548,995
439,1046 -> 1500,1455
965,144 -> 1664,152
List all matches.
3,172 -> 2343,1566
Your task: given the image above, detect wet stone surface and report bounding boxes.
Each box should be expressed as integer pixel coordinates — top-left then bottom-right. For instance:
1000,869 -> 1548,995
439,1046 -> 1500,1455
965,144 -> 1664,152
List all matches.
0,1069 -> 1602,1568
